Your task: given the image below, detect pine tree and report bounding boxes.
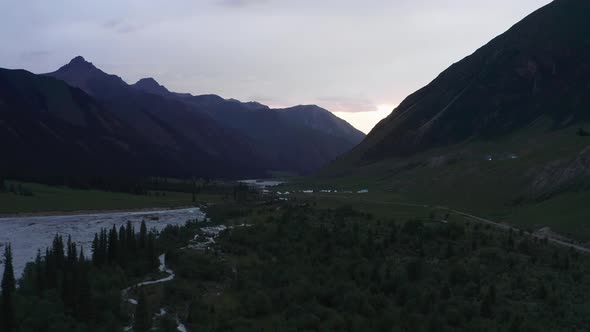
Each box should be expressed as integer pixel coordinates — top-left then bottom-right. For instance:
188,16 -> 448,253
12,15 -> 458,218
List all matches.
79,246 -> 86,264
52,234 -> 65,268
34,249 -> 44,293
108,225 -> 118,264
46,235 -> 65,290
126,221 -> 137,254
147,232 -> 158,270
99,229 -> 108,265
118,224 -> 127,266
63,236 -> 79,309
1,243 -> 16,331
76,247 -> 92,320
91,234 -> 100,266
134,291 -> 152,332
139,221 -> 148,250
66,236 -> 78,267
192,176 -> 197,203
45,247 -> 57,289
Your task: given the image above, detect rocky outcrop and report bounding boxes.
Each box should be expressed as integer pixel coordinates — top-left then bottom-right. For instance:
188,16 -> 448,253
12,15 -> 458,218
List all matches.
529,145 -> 590,199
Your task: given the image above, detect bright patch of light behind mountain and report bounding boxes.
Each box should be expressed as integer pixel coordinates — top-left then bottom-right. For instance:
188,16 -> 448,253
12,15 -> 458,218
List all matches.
334,105 -> 395,134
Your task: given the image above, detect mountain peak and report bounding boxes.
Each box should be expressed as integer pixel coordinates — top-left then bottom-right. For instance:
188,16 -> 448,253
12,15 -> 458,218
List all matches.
283,104 -> 326,113
66,56 -> 96,69
226,98 -> 269,110
132,77 -> 171,96
136,77 -> 159,85
70,55 -> 87,63
46,56 -> 129,98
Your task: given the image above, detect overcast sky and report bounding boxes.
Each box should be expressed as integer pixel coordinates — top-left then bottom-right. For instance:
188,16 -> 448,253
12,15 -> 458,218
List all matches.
1,0 -> 552,133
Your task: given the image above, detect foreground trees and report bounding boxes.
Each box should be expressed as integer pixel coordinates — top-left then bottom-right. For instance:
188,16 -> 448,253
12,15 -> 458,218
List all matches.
91,221 -> 158,271
1,244 -> 16,331
4,198 -> 590,331
163,202 -> 590,331
134,291 -> 151,332
5,220 -> 164,331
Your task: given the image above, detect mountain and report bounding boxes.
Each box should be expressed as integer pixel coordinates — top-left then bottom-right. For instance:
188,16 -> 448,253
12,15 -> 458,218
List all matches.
0,66 -> 275,178
321,0 -> 590,237
132,77 -> 171,97
227,99 -> 269,111
48,56 -> 129,99
275,105 -> 366,145
0,68 -> 166,176
197,102 -> 361,173
46,57 -> 270,177
164,90 -> 365,173
130,77 -> 364,146
346,0 -> 590,162
50,62 -> 366,175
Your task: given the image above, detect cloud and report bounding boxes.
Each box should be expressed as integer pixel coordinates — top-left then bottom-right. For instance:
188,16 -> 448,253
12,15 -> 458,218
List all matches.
19,51 -> 50,61
216,0 -> 268,8
102,18 -> 140,34
316,96 -> 377,113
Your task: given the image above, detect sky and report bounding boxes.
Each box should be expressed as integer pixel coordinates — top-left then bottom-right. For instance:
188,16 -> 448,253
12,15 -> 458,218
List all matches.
0,0 -> 552,134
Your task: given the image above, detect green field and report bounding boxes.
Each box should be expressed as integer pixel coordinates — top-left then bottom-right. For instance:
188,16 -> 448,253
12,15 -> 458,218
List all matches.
282,188 -> 590,242
0,181 -> 194,215
282,121 -> 590,241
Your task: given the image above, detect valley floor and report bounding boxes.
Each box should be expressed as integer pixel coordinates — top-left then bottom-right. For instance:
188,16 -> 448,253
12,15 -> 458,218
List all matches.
6,185 -> 590,331
0,181 -> 194,215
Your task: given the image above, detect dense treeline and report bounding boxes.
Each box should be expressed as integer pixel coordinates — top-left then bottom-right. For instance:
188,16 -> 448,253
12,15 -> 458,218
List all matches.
2,176 -> 240,196
0,221 -> 165,331
164,202 -> 590,331
2,244 -> 16,331
0,179 -> 33,196
5,176 -> 152,195
18,235 -> 94,330
91,221 -> 159,274
0,176 -> 255,203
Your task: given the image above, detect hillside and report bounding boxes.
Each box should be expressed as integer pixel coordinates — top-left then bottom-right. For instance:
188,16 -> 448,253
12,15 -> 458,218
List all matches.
0,67 -> 267,178
0,68 -> 163,176
320,0 -> 590,239
179,99 -> 364,173
352,0 -> 590,162
131,77 -> 366,174
46,57 -> 364,175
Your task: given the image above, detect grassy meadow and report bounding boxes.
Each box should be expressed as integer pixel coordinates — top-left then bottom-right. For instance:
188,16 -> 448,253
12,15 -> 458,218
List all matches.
0,180 -> 194,215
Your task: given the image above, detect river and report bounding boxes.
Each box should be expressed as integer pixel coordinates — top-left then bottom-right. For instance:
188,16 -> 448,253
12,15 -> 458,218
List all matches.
0,207 -> 204,278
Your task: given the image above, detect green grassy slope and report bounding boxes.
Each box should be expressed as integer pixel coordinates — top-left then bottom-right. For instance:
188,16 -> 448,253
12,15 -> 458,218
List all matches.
313,0 -> 590,241
304,121 -> 590,240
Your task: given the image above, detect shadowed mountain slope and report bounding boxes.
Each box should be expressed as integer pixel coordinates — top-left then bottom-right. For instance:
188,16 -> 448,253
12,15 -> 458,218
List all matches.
344,0 -> 590,163
47,57 -> 365,175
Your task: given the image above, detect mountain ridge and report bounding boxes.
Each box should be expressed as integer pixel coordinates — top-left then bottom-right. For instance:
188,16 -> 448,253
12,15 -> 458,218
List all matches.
42,56 -> 365,175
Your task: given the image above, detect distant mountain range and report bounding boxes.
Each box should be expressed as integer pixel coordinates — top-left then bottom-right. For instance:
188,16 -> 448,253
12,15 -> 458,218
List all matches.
0,56 -> 364,177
